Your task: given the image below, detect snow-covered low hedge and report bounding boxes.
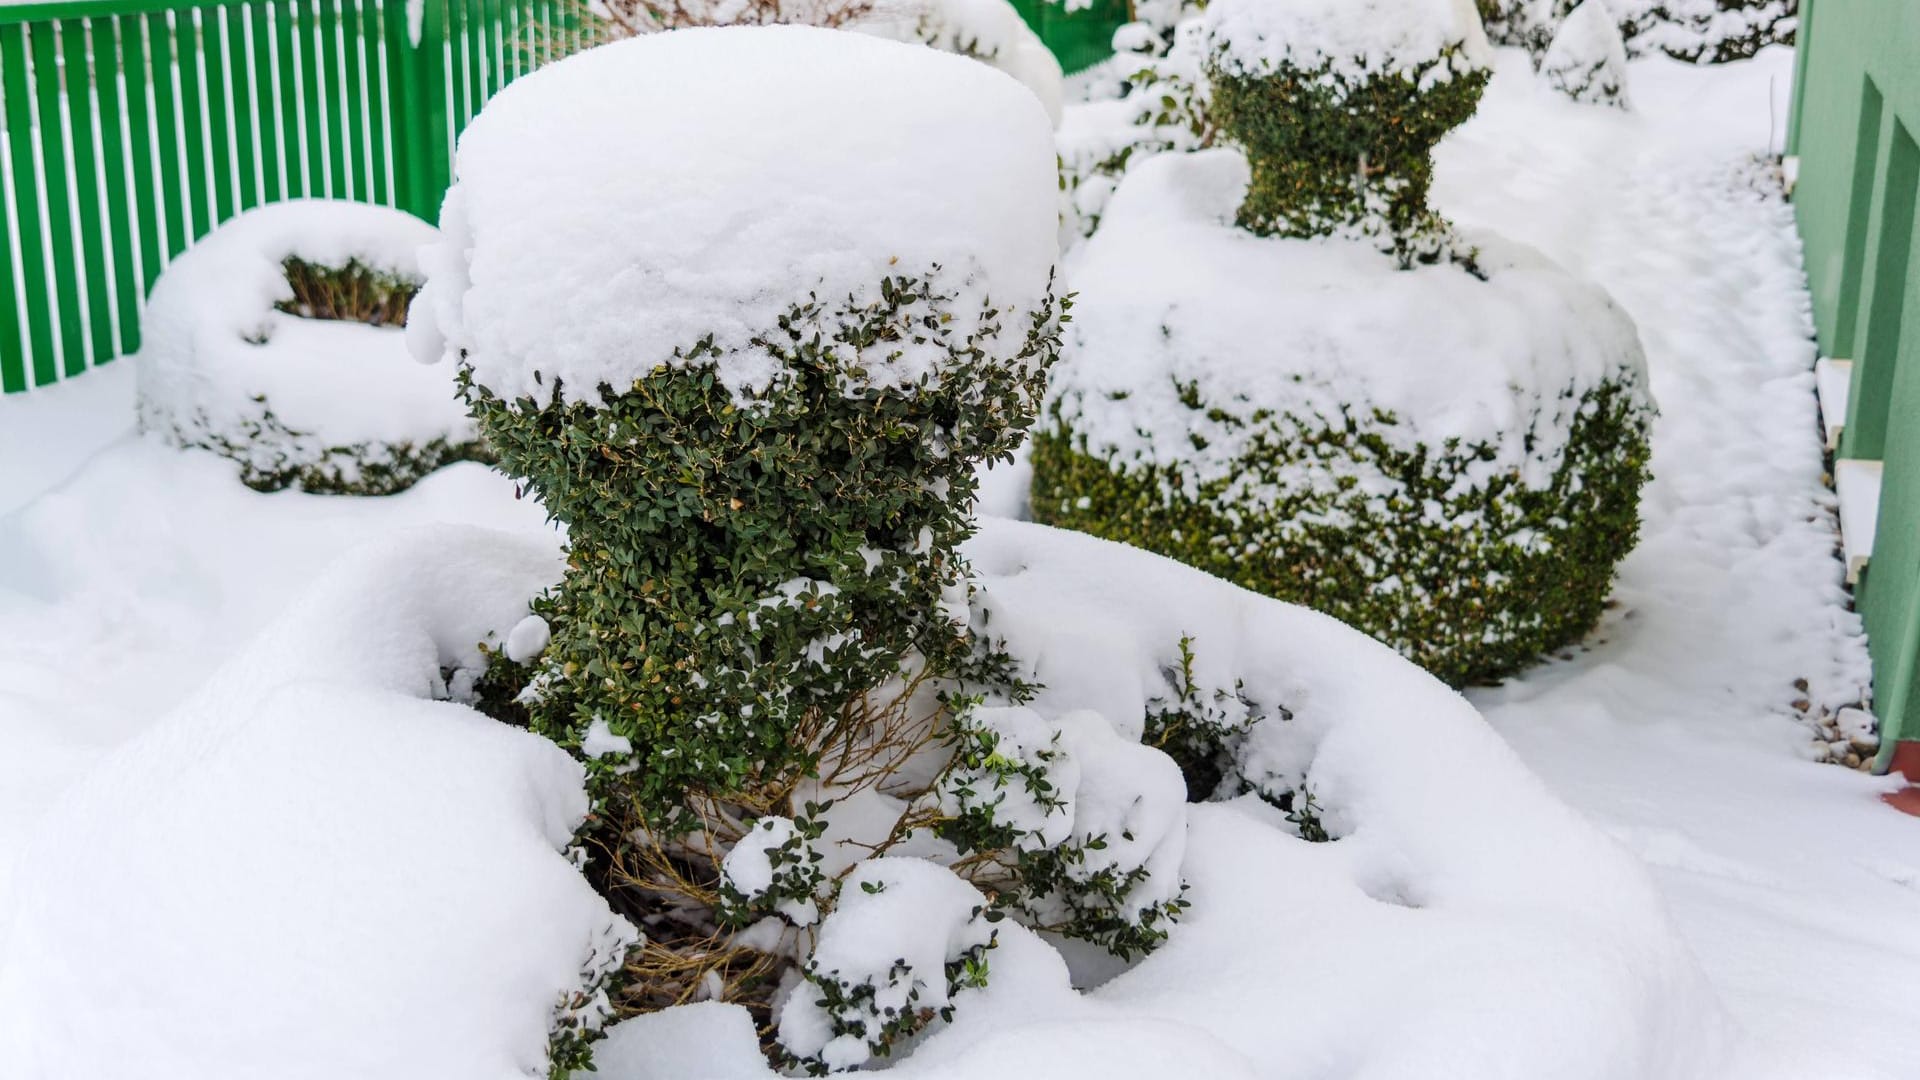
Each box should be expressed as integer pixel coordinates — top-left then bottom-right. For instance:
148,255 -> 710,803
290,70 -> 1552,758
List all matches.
135,200 -> 483,494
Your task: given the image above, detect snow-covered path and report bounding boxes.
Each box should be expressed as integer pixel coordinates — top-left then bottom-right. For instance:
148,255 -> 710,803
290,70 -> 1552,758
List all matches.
1439,50 -> 1920,1074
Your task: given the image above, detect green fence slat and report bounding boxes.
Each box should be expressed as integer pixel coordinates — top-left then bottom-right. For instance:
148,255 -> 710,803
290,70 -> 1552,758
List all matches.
30,22 -> 85,379
271,0 -> 305,196
356,0 -> 389,205
144,12 -> 190,255
296,0 -> 326,195
195,6 -> 236,222
120,14 -> 167,287
90,17 -> 142,353
59,17 -> 115,369
0,27 -> 27,391
2,25 -> 55,386
338,0 -> 368,201
249,2 -> 282,202
173,8 -> 213,239
315,0 -> 349,197
222,3 -> 261,209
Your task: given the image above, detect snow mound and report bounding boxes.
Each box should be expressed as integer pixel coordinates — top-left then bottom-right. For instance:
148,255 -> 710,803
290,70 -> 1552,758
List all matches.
135,199 -> 479,493
1053,147 -> 1644,499
0,526 -> 633,1080
410,24 -> 1059,407
593,518 -> 1744,1078
1204,0 -> 1494,81
1542,0 -> 1632,108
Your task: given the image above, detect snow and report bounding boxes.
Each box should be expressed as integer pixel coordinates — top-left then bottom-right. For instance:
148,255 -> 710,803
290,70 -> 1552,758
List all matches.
411,25 -> 1059,407
506,612 -> 552,662
1815,355 -> 1851,450
0,357 -> 133,517
0,524 -> 634,1080
1204,0 -> 1494,81
1052,145 -> 1646,505
860,0 -> 1066,126
1435,46 -> 1911,1072
135,199 -> 473,467
1541,0 -> 1631,108
1834,459 -> 1880,586
0,35 -> 1914,1080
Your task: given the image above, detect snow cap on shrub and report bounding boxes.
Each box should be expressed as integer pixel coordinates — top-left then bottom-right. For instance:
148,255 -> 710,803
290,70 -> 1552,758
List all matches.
1203,0 -> 1493,263
409,24 -> 1059,407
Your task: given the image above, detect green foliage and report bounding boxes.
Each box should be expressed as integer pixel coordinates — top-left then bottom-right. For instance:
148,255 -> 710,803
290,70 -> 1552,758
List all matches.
1207,46 -> 1488,265
463,271 -> 1062,834
1031,378 -> 1653,688
786,924 -> 998,1076
932,700 -> 1188,959
716,812 -> 831,928
167,400 -> 486,495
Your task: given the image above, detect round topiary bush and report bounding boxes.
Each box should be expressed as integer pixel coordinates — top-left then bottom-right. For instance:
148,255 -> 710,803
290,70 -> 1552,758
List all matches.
1030,0 -> 1654,689
135,200 -> 483,494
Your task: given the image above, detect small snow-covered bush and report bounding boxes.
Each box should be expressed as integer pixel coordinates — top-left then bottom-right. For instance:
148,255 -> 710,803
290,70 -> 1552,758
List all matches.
1608,0 -> 1795,63
1031,0 -> 1654,688
1481,0 -> 1795,65
1203,0 -> 1494,265
1542,1 -> 1631,106
1057,14 -> 1215,241
416,25 -> 1198,1069
135,200 -> 483,494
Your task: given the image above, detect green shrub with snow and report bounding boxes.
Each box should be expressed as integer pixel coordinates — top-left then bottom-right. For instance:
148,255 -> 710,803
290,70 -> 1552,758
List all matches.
1030,0 -> 1653,688
415,26 -> 1193,1070
1541,1 -> 1631,107
1057,12 -> 1215,241
135,200 -> 485,495
1480,0 -> 1795,65
1204,0 -> 1492,265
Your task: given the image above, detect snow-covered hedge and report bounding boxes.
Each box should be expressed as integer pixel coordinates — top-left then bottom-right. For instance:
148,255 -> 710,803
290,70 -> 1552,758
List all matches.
135,200 -> 483,494
1203,0 -> 1494,265
1033,152 -> 1651,688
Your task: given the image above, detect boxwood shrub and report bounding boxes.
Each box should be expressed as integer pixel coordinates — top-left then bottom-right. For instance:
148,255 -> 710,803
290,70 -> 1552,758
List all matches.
1031,377 -> 1652,688
1204,15 -> 1489,266
463,271 -> 1062,832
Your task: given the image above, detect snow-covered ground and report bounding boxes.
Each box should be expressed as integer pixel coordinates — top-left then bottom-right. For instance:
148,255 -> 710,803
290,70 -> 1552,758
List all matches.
0,41 -> 1914,1080
1434,48 -> 1920,1072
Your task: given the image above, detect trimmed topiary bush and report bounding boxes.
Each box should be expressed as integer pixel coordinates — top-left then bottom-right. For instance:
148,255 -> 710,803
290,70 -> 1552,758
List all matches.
415,26 -> 1194,1071
1203,0 -> 1492,265
1030,0 -> 1654,689
135,200 -> 485,494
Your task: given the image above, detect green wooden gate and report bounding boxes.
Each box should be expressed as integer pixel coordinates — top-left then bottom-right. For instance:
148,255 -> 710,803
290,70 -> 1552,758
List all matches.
0,0 -> 600,394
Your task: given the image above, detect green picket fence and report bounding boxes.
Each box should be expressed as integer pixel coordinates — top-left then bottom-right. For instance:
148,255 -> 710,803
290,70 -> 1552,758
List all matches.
0,0 -> 1118,396
0,0 -> 601,394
